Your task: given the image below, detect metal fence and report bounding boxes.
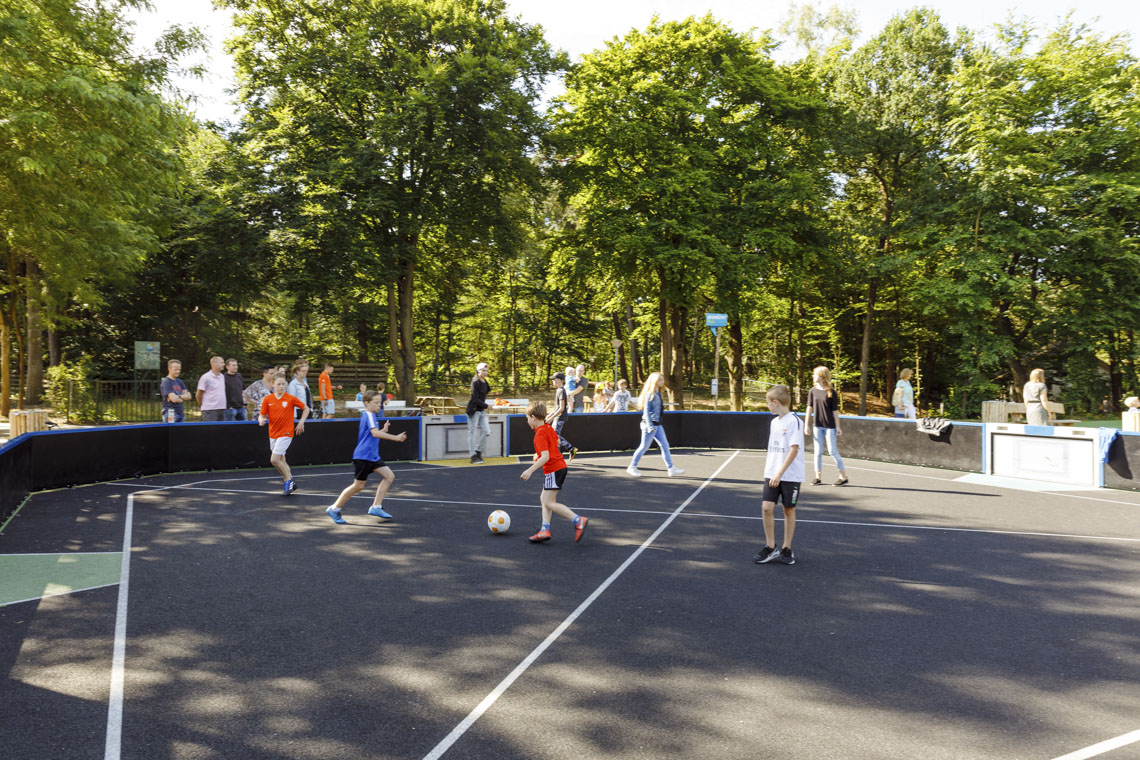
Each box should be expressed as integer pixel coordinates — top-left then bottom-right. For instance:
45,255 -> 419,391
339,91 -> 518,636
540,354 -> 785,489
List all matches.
70,379 -> 202,423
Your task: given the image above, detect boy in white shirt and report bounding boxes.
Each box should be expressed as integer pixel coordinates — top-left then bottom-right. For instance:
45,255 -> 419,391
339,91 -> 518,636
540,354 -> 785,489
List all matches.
755,384 -> 804,566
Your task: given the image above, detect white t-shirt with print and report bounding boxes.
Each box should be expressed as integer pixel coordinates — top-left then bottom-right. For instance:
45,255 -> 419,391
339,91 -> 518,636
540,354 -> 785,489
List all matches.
765,412 -> 806,482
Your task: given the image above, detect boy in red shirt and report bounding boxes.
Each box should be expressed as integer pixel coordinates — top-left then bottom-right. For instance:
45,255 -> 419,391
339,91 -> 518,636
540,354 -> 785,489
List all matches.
259,375 -> 310,495
520,401 -> 589,543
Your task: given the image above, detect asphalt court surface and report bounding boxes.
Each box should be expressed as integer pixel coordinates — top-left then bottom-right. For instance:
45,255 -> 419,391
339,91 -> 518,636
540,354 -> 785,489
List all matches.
2,450 -> 1139,760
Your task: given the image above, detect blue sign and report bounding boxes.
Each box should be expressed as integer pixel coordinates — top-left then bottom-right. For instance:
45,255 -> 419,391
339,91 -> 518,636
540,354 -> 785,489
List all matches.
705,313 -> 728,329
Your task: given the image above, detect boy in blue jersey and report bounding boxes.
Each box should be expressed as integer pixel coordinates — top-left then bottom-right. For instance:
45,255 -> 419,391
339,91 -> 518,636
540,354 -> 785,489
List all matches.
325,391 -> 408,525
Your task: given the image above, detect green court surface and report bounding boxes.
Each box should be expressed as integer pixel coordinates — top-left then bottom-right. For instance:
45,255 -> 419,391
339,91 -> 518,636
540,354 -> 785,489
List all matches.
0,553 -> 122,607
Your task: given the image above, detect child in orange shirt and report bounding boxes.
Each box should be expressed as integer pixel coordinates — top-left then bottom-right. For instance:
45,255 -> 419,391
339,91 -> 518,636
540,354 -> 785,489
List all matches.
520,401 -> 589,543
259,375 -> 310,495
318,363 -> 339,419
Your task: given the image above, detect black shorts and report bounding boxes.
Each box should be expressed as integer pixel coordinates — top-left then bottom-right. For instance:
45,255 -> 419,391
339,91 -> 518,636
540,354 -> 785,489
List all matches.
353,458 -> 387,481
762,479 -> 800,508
542,467 -> 568,491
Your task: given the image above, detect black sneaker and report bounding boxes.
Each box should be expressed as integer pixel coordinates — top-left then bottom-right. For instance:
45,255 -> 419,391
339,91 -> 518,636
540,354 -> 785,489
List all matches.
776,547 -> 796,565
568,447 -> 579,463
473,452 -> 484,464
811,477 -> 822,485
834,476 -> 848,486
753,545 -> 778,564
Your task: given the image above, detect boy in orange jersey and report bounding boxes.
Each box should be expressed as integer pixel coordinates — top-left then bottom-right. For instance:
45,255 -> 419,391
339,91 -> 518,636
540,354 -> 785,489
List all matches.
520,401 -> 589,543
318,362 -> 340,419
259,374 -> 310,495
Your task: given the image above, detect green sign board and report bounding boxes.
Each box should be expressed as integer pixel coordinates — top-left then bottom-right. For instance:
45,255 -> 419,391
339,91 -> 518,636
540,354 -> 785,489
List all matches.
134,341 -> 161,370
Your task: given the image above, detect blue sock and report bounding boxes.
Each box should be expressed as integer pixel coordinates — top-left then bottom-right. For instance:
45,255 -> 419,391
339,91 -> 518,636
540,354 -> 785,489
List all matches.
542,523 -> 551,531
572,516 -> 581,526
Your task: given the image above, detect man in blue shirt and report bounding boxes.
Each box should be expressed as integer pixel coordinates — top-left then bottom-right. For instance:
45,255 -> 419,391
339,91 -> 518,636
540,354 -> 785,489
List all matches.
161,360 -> 191,422
323,391 -> 408,525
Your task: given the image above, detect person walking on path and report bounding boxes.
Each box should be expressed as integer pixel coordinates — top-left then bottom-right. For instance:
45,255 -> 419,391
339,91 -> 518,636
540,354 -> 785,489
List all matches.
196,356 -> 227,422
1023,368 -> 1054,426
626,372 -> 684,478
892,368 -> 916,419
258,374 -> 309,496
223,359 -> 247,421
754,384 -> 804,566
804,366 -> 847,486
521,400 -> 589,544
324,390 -> 409,524
466,362 -> 492,463
287,360 -> 313,421
161,359 -> 191,423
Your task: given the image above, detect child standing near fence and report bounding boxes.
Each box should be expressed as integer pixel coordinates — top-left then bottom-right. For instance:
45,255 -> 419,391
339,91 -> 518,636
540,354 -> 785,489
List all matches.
804,366 -> 848,486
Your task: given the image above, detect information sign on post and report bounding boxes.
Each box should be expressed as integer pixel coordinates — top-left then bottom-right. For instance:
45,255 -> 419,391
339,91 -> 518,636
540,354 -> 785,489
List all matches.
705,314 -> 728,410
134,341 -> 161,371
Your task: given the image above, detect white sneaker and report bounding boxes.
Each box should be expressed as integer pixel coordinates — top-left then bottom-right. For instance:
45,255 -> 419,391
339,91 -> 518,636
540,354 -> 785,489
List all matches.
667,467 -> 685,477
625,465 -> 641,477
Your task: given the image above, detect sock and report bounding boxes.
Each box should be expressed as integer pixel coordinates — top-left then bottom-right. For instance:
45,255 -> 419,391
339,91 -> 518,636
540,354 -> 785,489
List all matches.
542,523 -> 551,531
572,516 -> 581,526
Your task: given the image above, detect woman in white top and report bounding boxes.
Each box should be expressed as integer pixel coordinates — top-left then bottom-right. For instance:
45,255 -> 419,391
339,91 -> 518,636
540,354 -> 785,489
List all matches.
1023,368 -> 1052,426
893,368 -> 916,419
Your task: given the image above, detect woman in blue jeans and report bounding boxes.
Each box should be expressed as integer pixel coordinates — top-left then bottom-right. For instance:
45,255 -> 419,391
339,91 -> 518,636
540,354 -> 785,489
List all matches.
626,372 -> 685,477
804,365 -> 848,486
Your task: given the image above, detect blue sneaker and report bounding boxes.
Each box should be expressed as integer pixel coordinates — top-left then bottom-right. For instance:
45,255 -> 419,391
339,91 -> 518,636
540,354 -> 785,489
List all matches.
325,506 -> 346,524
283,479 -> 295,496
367,505 -> 393,520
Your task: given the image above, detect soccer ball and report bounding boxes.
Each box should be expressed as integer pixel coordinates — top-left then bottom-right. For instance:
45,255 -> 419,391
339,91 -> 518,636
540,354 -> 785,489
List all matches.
487,510 -> 511,534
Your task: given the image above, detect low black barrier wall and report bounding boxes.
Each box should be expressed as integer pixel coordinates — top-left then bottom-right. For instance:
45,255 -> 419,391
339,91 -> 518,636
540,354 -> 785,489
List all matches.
10,418 -> 421,493
0,436 -> 31,524
509,411 -> 982,473
810,417 -> 984,472
1105,432 -> 1140,491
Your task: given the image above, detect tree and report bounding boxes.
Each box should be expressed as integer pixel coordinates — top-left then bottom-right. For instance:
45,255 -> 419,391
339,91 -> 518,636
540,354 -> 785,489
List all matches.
0,0 -> 196,408
550,15 -> 819,406
226,0 -> 562,401
825,9 -> 958,414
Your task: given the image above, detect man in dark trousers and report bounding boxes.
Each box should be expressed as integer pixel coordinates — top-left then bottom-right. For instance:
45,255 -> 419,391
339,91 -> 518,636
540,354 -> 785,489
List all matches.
466,362 -> 491,463
224,358 -> 247,421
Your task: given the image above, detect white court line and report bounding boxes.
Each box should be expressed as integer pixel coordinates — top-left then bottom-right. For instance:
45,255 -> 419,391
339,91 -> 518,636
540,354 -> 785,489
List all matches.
93,483 -> 1140,544
1050,729 -> 1140,760
420,450 -> 742,760
103,493 -> 134,760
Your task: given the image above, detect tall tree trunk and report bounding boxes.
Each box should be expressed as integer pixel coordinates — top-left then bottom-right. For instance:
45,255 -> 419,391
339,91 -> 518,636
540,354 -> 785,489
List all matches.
858,277 -> 878,416
658,299 -> 687,409
794,300 -> 804,408
612,312 -> 629,384
395,259 -> 416,401
387,281 -> 403,396
48,327 -> 60,366
1,304 -> 9,418
885,346 -> 895,405
356,318 -> 369,362
25,260 -> 44,405
625,304 -> 639,387
726,317 -> 744,411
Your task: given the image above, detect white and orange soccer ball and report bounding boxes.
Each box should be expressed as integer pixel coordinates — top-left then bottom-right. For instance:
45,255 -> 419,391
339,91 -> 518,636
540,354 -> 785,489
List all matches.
487,510 -> 511,534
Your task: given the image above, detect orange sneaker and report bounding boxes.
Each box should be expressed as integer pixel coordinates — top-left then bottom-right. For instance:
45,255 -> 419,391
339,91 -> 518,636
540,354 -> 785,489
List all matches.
574,516 -> 589,543
528,528 -> 552,543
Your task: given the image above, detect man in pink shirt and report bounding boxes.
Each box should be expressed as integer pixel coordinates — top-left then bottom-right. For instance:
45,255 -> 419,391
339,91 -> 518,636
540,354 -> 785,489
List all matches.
196,356 -> 227,422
